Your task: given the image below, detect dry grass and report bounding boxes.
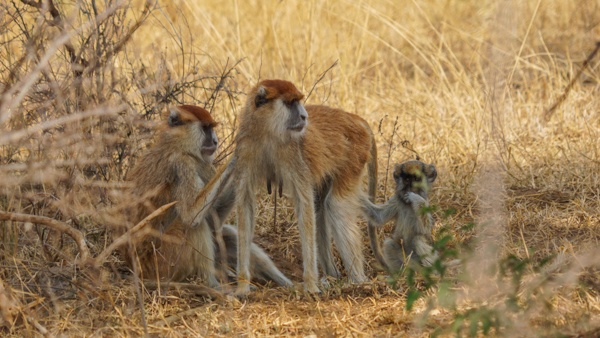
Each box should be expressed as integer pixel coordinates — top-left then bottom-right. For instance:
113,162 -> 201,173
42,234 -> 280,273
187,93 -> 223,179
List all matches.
1,0 -> 600,336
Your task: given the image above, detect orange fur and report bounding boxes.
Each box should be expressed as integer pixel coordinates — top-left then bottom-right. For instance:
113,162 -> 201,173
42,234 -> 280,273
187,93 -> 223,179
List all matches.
259,79 -> 305,102
302,105 -> 372,196
177,105 -> 218,126
234,79 -> 376,295
237,81 -> 373,199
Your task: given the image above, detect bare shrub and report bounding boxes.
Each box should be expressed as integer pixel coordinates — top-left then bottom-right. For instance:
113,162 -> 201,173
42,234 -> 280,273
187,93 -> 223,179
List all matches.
0,1 -> 241,333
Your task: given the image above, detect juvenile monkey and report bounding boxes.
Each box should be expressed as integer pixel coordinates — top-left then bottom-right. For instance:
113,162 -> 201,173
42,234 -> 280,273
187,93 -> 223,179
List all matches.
122,105 -> 291,288
232,79 -> 378,295
362,160 -> 438,273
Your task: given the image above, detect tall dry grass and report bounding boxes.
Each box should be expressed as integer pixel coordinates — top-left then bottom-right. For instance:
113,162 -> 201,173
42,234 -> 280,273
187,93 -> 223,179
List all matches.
1,0 -> 599,336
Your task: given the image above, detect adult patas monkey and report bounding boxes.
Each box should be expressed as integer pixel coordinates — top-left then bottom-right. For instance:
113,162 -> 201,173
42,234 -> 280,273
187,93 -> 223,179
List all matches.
123,105 -> 292,288
362,160 -> 439,273
233,80 -> 378,295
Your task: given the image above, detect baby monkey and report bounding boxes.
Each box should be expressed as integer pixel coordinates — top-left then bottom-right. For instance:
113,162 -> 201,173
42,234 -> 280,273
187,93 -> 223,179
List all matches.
363,160 -> 438,273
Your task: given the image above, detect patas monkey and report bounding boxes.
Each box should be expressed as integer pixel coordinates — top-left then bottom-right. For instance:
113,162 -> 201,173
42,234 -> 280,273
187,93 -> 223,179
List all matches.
362,160 -> 439,273
233,79 -> 378,295
122,105 -> 292,288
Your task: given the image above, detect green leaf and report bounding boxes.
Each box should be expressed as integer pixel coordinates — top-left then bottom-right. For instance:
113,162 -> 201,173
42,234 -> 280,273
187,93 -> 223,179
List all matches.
482,315 -> 492,334
443,208 -> 457,218
451,316 -> 464,335
468,312 -> 480,337
460,222 -> 476,231
406,290 -> 421,311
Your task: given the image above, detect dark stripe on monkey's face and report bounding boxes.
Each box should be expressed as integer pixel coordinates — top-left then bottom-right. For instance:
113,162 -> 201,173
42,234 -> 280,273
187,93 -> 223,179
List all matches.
285,100 -> 308,132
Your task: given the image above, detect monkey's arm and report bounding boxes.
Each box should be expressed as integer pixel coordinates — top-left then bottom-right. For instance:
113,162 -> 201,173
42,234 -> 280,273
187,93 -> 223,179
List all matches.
206,160 -> 238,229
190,156 -> 237,228
361,194 -> 400,226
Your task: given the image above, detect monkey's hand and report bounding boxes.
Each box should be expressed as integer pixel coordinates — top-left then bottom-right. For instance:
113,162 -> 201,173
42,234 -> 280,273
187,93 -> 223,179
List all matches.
403,192 -> 428,212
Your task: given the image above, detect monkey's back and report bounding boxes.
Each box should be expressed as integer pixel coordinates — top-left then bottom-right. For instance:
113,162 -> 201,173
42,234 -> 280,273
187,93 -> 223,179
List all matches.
303,105 -> 373,196
125,142 -> 176,228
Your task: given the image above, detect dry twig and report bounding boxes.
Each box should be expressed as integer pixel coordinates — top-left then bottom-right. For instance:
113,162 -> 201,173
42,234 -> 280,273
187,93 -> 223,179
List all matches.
305,60 -> 339,102
0,210 -> 91,263
544,41 -> 600,121
92,201 -> 178,268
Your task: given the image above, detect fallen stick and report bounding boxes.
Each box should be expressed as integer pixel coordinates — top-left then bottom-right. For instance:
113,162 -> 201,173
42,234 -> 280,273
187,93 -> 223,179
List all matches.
0,210 -> 90,263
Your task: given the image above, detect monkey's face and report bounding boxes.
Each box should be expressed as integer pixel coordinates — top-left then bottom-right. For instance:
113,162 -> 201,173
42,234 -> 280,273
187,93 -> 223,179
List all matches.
167,105 -> 219,161
393,160 -> 437,201
252,79 -> 307,141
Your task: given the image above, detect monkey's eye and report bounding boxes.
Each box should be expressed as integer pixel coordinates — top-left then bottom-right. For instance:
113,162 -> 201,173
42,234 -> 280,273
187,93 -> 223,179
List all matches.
202,125 -> 216,137
168,113 -> 183,127
401,176 -> 413,185
255,95 -> 269,108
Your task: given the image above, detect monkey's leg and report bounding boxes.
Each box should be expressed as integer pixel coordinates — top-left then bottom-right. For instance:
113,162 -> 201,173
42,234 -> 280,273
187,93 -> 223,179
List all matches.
209,211 -> 229,285
294,185 -> 320,293
326,193 -> 367,283
316,191 -> 342,280
411,235 -> 438,267
146,224 -> 218,286
214,227 -> 229,285
383,237 -> 406,274
235,183 -> 256,296
250,244 -> 293,287
189,223 -> 220,287
222,225 -> 292,287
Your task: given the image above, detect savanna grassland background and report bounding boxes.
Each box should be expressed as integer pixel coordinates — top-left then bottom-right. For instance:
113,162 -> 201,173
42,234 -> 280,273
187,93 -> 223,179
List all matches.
1,0 -> 599,336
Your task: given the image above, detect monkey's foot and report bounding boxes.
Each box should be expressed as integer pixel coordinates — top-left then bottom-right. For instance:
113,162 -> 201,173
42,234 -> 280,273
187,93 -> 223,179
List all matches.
272,273 -> 293,288
303,281 -> 321,294
233,282 -> 257,299
350,273 -> 368,284
234,286 -> 250,299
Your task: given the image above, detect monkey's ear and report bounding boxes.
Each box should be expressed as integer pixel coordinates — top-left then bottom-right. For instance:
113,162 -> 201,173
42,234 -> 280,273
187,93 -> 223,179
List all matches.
392,164 -> 402,179
255,86 -> 269,108
168,108 -> 184,127
425,164 -> 437,183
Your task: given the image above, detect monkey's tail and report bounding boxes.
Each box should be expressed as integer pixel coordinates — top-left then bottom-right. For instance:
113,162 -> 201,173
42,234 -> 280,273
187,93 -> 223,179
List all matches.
366,130 -> 388,271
